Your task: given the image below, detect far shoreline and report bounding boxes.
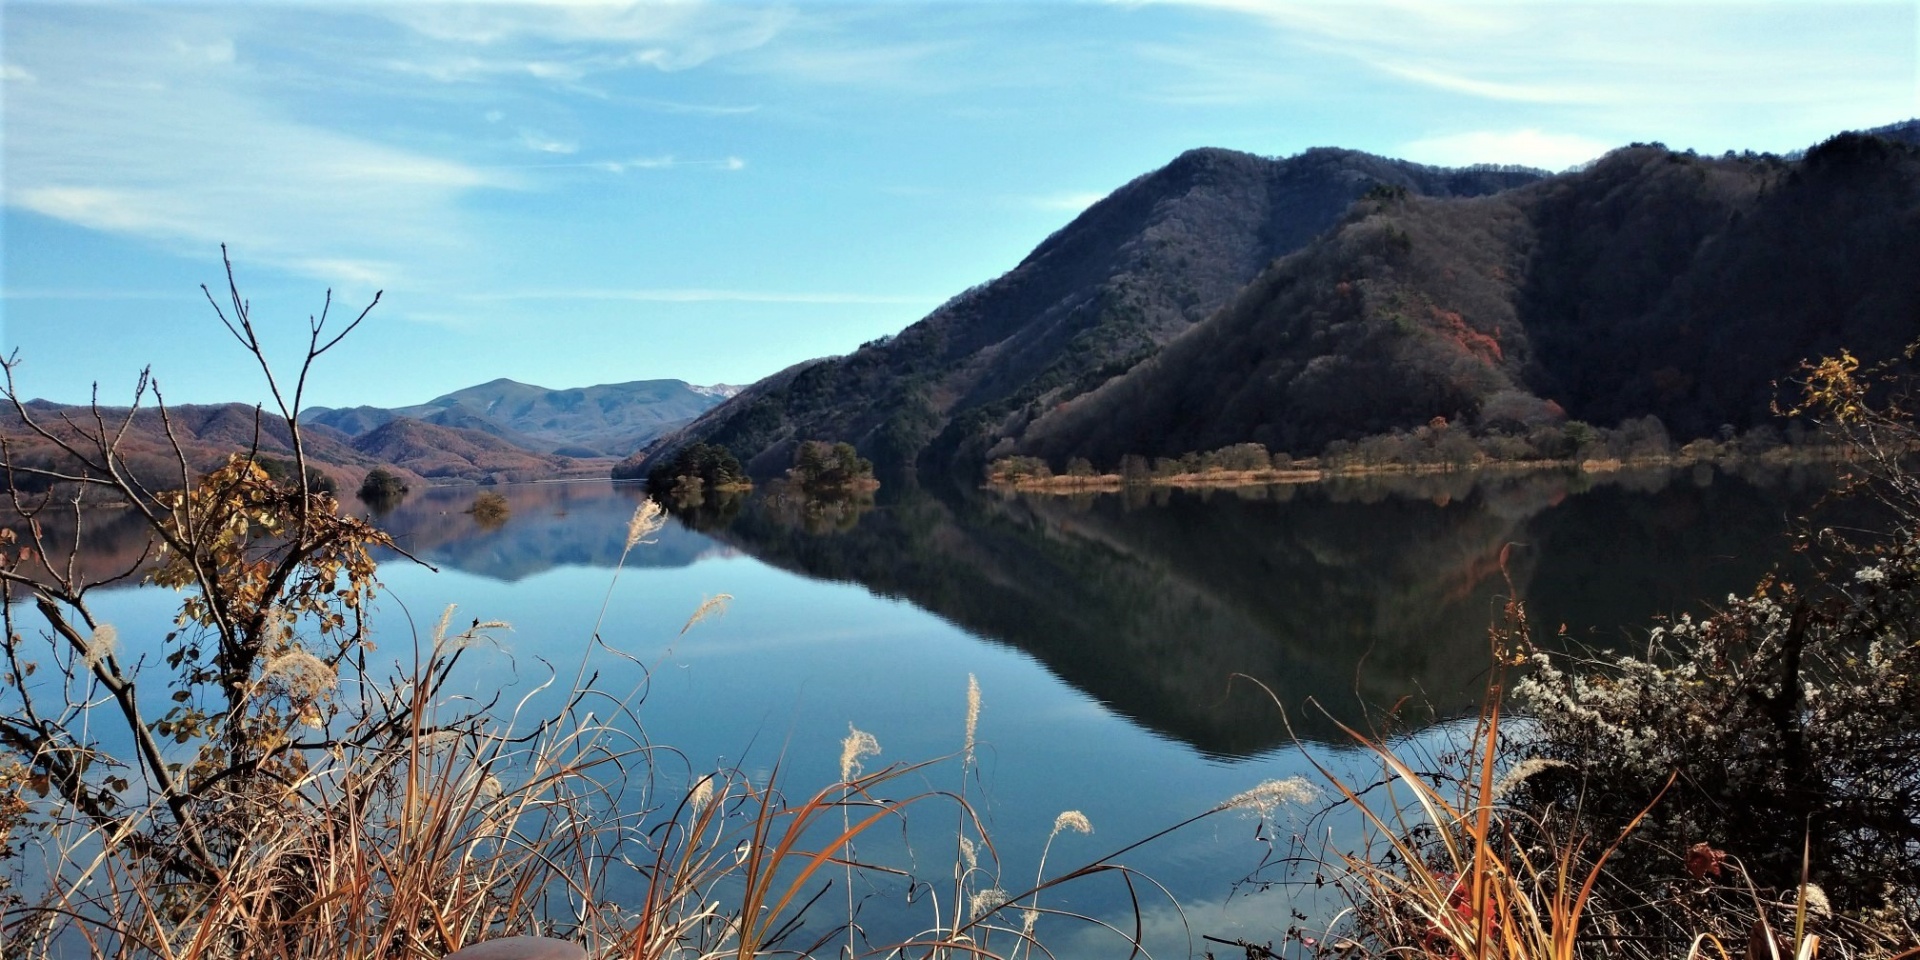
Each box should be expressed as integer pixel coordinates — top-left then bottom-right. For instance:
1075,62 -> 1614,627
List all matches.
983,446 -> 1854,495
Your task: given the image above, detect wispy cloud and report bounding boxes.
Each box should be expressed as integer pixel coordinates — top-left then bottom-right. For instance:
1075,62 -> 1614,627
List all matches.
2,63 -> 36,83
596,155 -> 746,172
742,39 -> 961,86
3,7 -> 506,289
1371,62 -> 1613,106
1401,129 -> 1611,171
464,288 -> 937,305
385,55 -> 591,84
518,128 -> 579,154
624,95 -> 761,116
1139,1 -> 1916,145
382,2 -> 795,72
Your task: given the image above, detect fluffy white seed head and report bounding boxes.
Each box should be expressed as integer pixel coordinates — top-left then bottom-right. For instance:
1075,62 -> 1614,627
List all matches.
839,725 -> 880,780
1223,777 -> 1317,818
1050,810 -> 1092,838
82,624 -> 118,670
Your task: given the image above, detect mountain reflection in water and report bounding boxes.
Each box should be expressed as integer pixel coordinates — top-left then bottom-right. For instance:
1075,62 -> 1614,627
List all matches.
367,481 -> 722,578
690,465 -> 1835,755
10,466 -> 1835,758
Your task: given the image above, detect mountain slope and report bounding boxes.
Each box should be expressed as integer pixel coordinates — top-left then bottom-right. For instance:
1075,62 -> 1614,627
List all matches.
3,401 -> 582,490
1015,129 -> 1920,463
348,417 -> 574,481
308,378 -> 734,457
652,147 -> 1543,476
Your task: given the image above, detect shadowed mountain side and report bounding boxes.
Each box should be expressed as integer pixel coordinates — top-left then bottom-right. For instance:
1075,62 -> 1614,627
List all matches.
1018,131 -> 1920,463
649,147 -> 1541,478
698,469 -> 1831,756
367,482 -> 720,581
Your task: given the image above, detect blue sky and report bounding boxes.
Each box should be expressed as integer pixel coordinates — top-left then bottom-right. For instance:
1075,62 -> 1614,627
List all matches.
3,1 -> 1915,409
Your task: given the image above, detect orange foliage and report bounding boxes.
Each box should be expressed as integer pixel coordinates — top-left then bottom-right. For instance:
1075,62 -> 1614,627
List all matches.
1427,306 -> 1504,364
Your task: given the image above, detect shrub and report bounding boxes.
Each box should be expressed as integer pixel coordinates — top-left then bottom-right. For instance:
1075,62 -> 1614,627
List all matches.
789,440 -> 874,493
357,466 -> 408,506
255,455 -> 336,494
1506,344 -> 1920,950
985,455 -> 1051,484
467,489 -> 511,527
645,441 -> 748,495
1514,574 -> 1920,935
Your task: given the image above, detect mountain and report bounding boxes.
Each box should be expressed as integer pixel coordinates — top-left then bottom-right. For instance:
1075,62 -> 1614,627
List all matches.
643,147 -> 1544,477
1860,118 -> 1920,147
307,378 -> 735,457
2,400 -> 585,491
346,417 -> 576,482
1017,129 -> 1920,464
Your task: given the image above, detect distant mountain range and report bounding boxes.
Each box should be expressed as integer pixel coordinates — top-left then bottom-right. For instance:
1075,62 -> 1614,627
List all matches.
305,377 -> 737,458
642,119 -> 1920,480
5,377 -> 736,491
2,400 -> 577,489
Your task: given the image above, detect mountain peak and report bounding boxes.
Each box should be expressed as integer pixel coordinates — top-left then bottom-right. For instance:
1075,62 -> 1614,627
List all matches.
652,142 -> 1543,476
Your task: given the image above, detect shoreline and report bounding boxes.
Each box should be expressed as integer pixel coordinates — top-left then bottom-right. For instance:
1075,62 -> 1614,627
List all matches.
985,447 -> 1853,494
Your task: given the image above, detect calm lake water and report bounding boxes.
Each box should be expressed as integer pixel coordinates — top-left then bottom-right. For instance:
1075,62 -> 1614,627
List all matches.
23,464 -> 1839,955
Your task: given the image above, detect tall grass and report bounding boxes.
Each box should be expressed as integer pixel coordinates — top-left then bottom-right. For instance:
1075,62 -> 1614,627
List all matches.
1264,584 -> 1916,960
3,501 -> 1254,960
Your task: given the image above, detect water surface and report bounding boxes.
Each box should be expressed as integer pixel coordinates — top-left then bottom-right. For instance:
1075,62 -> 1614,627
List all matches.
15,466 -> 1836,955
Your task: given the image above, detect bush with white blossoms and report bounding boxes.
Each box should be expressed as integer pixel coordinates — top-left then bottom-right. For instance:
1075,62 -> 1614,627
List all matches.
1513,548 -> 1920,938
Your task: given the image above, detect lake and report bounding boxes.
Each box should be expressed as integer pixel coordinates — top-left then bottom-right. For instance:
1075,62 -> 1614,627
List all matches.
16,463 -> 1839,956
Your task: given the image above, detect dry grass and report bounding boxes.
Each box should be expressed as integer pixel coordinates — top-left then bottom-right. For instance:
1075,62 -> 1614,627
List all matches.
1258,584 -> 1919,960
3,503 -> 1250,960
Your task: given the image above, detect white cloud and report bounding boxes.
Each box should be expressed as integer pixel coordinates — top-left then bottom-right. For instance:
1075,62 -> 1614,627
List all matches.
1371,62 -> 1612,106
626,96 -> 761,116
384,2 -> 795,73
518,128 -> 580,154
1401,129 -> 1612,170
3,8 -> 506,288
385,54 -> 590,84
1139,1 -> 1916,145
597,155 -> 745,172
740,39 -> 959,86
2,64 -> 36,83
284,258 -> 393,289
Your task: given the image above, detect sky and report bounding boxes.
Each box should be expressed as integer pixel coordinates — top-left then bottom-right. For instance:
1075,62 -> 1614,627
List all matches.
2,1 -> 1916,410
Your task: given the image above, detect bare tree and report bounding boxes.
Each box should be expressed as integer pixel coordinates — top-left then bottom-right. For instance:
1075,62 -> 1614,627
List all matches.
0,247 -> 466,885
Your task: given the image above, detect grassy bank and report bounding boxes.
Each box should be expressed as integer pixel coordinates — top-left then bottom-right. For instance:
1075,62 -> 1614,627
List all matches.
989,445 -> 1853,494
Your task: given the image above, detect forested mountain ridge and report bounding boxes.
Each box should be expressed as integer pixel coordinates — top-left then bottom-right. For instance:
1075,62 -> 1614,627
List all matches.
1015,129 -> 1920,464
642,147 -> 1543,476
306,377 -> 735,457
